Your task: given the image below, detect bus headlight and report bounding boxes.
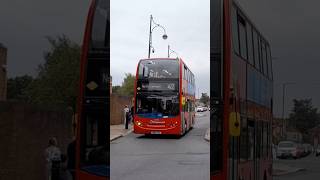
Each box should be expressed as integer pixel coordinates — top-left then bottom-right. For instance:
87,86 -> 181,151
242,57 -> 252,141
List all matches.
136,121 -> 142,126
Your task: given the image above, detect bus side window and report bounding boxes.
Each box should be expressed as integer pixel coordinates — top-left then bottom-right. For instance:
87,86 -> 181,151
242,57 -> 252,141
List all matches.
232,6 -> 240,54
253,30 -> 260,70
266,45 -> 272,80
238,14 -> 248,60
247,23 -> 254,66
258,37 -> 263,73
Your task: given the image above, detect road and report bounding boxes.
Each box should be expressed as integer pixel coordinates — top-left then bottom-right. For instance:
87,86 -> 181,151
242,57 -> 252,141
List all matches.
110,111 -> 210,180
274,154 -> 320,180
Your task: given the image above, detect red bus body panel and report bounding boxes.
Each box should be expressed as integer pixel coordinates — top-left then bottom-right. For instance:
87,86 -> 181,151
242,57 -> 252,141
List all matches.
212,0 -> 232,179
134,115 -> 182,134
75,0 -> 108,179
213,0 -> 273,180
133,58 -> 195,135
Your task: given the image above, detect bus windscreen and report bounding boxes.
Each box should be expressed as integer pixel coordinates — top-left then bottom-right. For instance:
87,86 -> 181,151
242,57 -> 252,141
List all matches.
138,59 -> 179,79
136,93 -> 180,118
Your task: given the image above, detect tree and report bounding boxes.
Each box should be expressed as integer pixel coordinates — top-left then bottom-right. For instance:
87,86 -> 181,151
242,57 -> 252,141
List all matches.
288,98 -> 320,133
27,35 -> 81,109
7,75 -> 34,101
118,73 -> 135,97
112,85 -> 121,94
200,93 -> 210,106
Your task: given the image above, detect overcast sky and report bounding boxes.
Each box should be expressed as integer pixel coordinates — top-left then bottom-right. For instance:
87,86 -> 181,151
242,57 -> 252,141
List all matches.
110,0 -> 210,98
0,0 -> 91,77
1,0 -> 320,117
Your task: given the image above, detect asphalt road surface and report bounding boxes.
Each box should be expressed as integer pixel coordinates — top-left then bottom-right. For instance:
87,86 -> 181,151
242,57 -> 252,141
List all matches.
274,153 -> 320,180
110,111 -> 210,180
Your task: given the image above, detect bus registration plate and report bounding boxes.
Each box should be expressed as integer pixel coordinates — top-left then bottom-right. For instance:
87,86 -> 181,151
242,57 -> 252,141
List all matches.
151,131 -> 161,134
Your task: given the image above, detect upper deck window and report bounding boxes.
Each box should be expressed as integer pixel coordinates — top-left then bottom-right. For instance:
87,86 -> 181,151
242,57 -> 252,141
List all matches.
138,60 -> 179,79
238,15 -> 248,60
266,45 -> 273,80
253,30 -> 260,71
232,7 -> 240,55
91,0 -> 109,48
247,24 -> 254,66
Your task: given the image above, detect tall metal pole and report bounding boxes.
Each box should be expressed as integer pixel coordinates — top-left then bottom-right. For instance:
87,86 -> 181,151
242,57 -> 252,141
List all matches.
148,15 -> 153,58
168,45 -> 170,58
282,82 -> 296,137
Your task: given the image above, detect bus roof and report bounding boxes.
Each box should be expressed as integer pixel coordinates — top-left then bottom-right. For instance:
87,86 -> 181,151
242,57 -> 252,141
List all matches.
233,0 -> 271,46
138,57 -> 194,76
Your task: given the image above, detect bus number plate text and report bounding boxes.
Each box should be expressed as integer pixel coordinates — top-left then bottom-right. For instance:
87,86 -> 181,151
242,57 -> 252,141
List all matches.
151,131 -> 162,134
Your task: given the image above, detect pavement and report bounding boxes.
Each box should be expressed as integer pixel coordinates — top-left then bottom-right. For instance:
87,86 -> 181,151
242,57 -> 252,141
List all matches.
272,154 -> 320,179
111,113 -> 210,142
110,111 -> 210,180
273,161 -> 305,176
110,114 -> 320,179
110,124 -> 133,142
204,127 -> 210,141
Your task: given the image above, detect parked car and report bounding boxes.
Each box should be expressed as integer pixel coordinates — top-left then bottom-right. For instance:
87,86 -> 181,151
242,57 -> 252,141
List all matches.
315,146 -> 320,156
196,106 -> 204,112
203,107 -> 208,111
277,141 -> 301,159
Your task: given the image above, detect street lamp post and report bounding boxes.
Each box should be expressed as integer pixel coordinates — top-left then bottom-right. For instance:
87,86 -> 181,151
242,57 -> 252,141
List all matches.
148,15 -> 168,58
281,82 -> 296,137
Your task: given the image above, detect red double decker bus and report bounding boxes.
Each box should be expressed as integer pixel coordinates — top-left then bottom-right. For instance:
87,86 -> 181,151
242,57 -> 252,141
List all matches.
133,58 -> 196,136
75,0 -> 109,179
211,0 -> 273,180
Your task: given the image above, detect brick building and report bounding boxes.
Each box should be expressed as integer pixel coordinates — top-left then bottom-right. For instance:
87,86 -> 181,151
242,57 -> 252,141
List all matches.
0,43 -> 7,101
